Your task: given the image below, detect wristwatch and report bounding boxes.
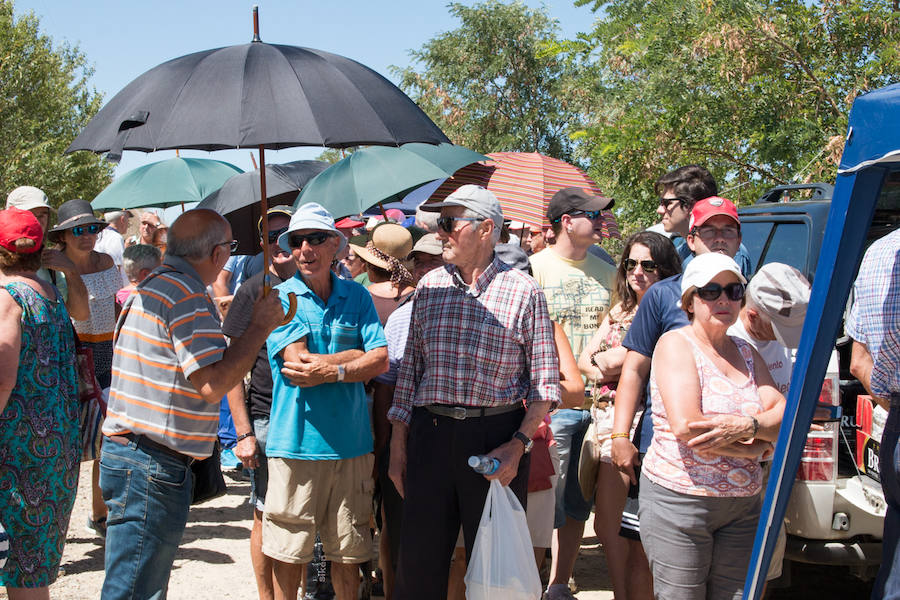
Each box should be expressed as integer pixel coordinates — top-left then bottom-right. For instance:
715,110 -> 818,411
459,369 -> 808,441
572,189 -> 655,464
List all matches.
336,364 -> 346,383
512,431 -> 533,454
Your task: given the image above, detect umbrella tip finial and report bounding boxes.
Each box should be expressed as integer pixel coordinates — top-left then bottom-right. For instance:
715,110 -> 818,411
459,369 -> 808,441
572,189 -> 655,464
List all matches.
251,5 -> 261,42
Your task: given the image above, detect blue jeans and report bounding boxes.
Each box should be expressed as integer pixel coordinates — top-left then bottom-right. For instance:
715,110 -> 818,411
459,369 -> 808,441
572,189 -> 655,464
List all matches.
550,408 -> 593,526
99,436 -> 193,600
874,393 -> 900,600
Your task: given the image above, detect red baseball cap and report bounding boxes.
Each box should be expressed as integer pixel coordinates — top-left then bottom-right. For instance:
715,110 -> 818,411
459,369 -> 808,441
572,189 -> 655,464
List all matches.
336,216 -> 365,229
0,207 -> 44,254
688,196 -> 740,230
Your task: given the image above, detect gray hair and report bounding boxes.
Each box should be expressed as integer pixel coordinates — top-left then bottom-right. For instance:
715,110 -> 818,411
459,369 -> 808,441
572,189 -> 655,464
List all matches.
122,244 -> 161,280
461,208 -> 501,245
104,210 -> 129,223
167,212 -> 228,260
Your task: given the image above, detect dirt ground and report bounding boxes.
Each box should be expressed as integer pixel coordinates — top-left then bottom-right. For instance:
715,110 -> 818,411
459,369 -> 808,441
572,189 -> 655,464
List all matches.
6,461 -> 614,599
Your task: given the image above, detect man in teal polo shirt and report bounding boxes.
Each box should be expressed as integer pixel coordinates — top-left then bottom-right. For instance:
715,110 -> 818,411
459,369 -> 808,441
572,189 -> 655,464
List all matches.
263,202 -> 388,600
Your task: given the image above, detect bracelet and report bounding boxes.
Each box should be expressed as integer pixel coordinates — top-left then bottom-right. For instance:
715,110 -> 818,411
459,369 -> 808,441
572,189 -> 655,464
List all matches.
749,416 -> 759,438
236,431 -> 255,442
610,432 -> 630,440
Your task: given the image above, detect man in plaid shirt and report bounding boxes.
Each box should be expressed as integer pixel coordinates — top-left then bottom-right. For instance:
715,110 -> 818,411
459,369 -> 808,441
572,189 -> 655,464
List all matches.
387,185 -> 560,599
847,228 -> 900,599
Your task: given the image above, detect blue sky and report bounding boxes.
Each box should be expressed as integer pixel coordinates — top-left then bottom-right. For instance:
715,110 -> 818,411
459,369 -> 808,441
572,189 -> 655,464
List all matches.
14,0 -> 598,179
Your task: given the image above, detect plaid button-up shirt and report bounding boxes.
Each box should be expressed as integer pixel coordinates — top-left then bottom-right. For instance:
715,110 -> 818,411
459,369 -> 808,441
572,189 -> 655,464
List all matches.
388,256 -> 560,425
846,229 -> 900,398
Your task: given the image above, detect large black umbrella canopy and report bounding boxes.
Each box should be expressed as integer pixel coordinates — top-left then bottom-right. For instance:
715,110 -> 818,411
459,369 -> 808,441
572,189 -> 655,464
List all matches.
197,160 -> 329,254
66,43 -> 449,159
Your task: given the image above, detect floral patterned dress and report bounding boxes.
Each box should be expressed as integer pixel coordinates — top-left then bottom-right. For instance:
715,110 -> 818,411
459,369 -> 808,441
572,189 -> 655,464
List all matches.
0,282 -> 80,587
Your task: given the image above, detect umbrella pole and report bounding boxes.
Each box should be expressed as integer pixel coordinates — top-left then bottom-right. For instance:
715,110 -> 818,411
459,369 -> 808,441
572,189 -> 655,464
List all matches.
258,144 -> 297,323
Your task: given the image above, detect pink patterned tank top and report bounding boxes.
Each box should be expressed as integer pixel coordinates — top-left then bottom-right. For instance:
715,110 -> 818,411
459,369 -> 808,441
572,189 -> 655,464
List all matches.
643,329 -> 764,497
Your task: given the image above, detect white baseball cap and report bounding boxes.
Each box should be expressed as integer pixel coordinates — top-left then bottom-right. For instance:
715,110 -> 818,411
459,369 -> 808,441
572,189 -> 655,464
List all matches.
6,186 -> 52,212
279,202 -> 346,252
680,252 -> 747,304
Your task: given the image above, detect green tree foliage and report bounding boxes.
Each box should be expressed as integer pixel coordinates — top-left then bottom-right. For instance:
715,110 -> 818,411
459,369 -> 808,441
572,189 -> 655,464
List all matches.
567,0 -> 900,230
392,1 -> 582,161
0,1 -> 112,207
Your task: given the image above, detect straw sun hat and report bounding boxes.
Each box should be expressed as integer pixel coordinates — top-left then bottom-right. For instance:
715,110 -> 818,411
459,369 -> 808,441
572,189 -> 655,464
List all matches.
349,223 -> 413,285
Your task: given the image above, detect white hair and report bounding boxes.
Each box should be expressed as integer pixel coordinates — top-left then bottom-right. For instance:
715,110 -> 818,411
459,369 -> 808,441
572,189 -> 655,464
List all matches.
461,208 -> 501,245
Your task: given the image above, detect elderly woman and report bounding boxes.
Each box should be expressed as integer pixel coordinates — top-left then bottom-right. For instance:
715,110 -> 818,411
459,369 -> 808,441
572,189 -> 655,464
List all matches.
639,253 -> 785,599
48,198 -> 123,538
0,208 -> 80,598
577,231 -> 681,600
350,223 -> 416,324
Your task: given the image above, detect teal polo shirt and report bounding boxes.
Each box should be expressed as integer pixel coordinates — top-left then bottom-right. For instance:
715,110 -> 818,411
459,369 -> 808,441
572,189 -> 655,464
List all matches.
266,271 -> 386,460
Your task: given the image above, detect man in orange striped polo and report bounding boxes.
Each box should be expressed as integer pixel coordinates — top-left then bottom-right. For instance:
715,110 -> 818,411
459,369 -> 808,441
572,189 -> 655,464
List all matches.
99,209 -> 284,600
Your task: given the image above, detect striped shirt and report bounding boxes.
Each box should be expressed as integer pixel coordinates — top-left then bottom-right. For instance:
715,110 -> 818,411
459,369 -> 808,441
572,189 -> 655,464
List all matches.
846,229 -> 900,398
388,256 -> 560,425
102,256 -> 226,458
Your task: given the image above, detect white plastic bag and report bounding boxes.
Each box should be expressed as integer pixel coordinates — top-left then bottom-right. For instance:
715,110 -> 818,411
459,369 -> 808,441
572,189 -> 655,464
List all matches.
464,479 -> 542,600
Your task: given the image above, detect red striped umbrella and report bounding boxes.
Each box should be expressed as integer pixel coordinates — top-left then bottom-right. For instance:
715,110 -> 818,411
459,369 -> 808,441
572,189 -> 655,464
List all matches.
429,152 -> 620,238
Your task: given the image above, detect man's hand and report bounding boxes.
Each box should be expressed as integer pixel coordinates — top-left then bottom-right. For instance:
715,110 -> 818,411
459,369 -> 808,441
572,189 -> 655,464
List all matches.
388,429 -> 408,498
485,439 -> 525,487
234,434 -> 258,468
686,414 -> 755,452
41,248 -> 76,273
281,352 -> 337,387
249,289 -> 284,333
611,437 -> 641,485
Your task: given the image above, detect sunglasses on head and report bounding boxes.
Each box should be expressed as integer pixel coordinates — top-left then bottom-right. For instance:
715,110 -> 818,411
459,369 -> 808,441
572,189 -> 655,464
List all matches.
624,258 -> 658,273
265,227 -> 289,244
288,231 -> 333,248
695,281 -> 746,302
436,216 -> 482,233
71,224 -> 103,237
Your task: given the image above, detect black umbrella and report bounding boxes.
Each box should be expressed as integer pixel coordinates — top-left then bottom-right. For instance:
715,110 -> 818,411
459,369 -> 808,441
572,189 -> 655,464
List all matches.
197,160 -> 329,255
66,7 -> 450,317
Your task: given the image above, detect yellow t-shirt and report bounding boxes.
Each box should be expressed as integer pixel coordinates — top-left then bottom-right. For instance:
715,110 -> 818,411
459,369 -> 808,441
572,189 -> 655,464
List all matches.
529,247 -> 617,360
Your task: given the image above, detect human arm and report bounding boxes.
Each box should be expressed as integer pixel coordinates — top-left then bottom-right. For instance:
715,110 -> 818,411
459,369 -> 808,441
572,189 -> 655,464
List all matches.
211,267 -> 232,299
187,289 -> 284,403
485,400 -> 552,486
610,350 -> 651,484
42,249 -> 89,320
226,382 -> 259,468
577,312 -> 626,383
850,339 -> 889,409
0,291 -> 22,414
279,342 -> 375,387
555,322 -> 585,409
651,331 -> 705,442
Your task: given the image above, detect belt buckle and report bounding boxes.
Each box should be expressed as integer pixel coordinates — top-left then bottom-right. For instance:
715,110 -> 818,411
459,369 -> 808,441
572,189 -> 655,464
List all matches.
450,406 -> 468,420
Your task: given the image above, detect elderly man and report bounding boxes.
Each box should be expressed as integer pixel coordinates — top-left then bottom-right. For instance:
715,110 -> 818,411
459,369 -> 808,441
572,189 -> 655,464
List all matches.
95,210 -> 131,285
134,210 -> 162,246
263,202 -> 388,600
846,228 -> 900,599
388,184 -> 560,599
99,209 -> 284,599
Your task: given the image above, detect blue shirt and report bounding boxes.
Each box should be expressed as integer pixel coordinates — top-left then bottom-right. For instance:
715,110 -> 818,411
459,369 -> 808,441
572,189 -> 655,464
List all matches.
622,274 -> 690,451
846,229 -> 900,397
266,272 -> 387,460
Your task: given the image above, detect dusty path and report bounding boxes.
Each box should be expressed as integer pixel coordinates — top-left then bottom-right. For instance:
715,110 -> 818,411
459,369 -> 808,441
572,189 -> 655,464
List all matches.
7,462 -> 614,599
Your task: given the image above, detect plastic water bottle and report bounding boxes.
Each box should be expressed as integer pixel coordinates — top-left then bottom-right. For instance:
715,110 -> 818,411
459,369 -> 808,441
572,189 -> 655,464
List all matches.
468,455 -> 500,475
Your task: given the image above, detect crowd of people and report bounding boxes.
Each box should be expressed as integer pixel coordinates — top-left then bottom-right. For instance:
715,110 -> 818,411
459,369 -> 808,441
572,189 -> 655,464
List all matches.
0,161 -> 895,600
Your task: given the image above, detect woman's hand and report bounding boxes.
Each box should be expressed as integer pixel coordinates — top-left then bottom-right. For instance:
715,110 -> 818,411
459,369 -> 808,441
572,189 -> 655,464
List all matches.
697,439 -> 773,460
686,414 -> 756,452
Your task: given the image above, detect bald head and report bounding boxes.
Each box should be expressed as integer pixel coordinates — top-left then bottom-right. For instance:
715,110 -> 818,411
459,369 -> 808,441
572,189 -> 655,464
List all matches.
168,209 -> 231,260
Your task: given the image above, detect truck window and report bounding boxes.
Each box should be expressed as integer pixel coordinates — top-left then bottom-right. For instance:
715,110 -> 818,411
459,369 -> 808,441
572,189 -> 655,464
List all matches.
739,221 -> 773,274
759,222 -> 810,275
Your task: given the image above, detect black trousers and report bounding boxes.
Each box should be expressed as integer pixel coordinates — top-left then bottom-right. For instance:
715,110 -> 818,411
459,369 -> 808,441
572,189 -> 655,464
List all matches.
393,406 -> 530,600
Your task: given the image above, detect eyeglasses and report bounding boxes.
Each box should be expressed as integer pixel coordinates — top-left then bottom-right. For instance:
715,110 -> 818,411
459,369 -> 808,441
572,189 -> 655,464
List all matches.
551,210 -> 604,223
71,224 -> 103,237
215,240 -> 239,254
658,196 -> 687,209
695,281 -> 746,302
691,225 -> 740,241
437,216 -> 482,233
624,258 -> 658,273
265,227 -> 289,244
288,231 -> 333,248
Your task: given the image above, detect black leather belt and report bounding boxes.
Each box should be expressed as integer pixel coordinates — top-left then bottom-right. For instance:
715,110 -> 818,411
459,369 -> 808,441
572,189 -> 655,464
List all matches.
106,432 -> 194,465
423,404 -> 523,420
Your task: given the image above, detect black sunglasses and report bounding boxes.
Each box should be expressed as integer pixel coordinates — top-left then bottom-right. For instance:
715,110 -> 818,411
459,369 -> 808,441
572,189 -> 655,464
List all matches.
695,281 -> 746,302
658,196 -> 688,209
624,258 -> 658,273
288,231 -> 333,248
551,209 -> 604,223
436,216 -> 482,233
71,224 -> 103,237
265,227 -> 289,244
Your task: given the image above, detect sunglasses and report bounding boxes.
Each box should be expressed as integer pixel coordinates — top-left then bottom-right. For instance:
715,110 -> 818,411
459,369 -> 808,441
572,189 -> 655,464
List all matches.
71,224 -> 103,237
624,258 -> 658,273
658,196 -> 687,209
214,240 -> 239,254
551,209 -> 604,223
288,231 -> 333,248
437,216 -> 482,233
695,281 -> 746,302
265,227 -> 289,244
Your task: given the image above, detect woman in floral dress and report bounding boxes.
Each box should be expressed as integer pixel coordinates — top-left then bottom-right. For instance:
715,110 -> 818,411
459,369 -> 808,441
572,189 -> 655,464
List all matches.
0,208 -> 79,597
